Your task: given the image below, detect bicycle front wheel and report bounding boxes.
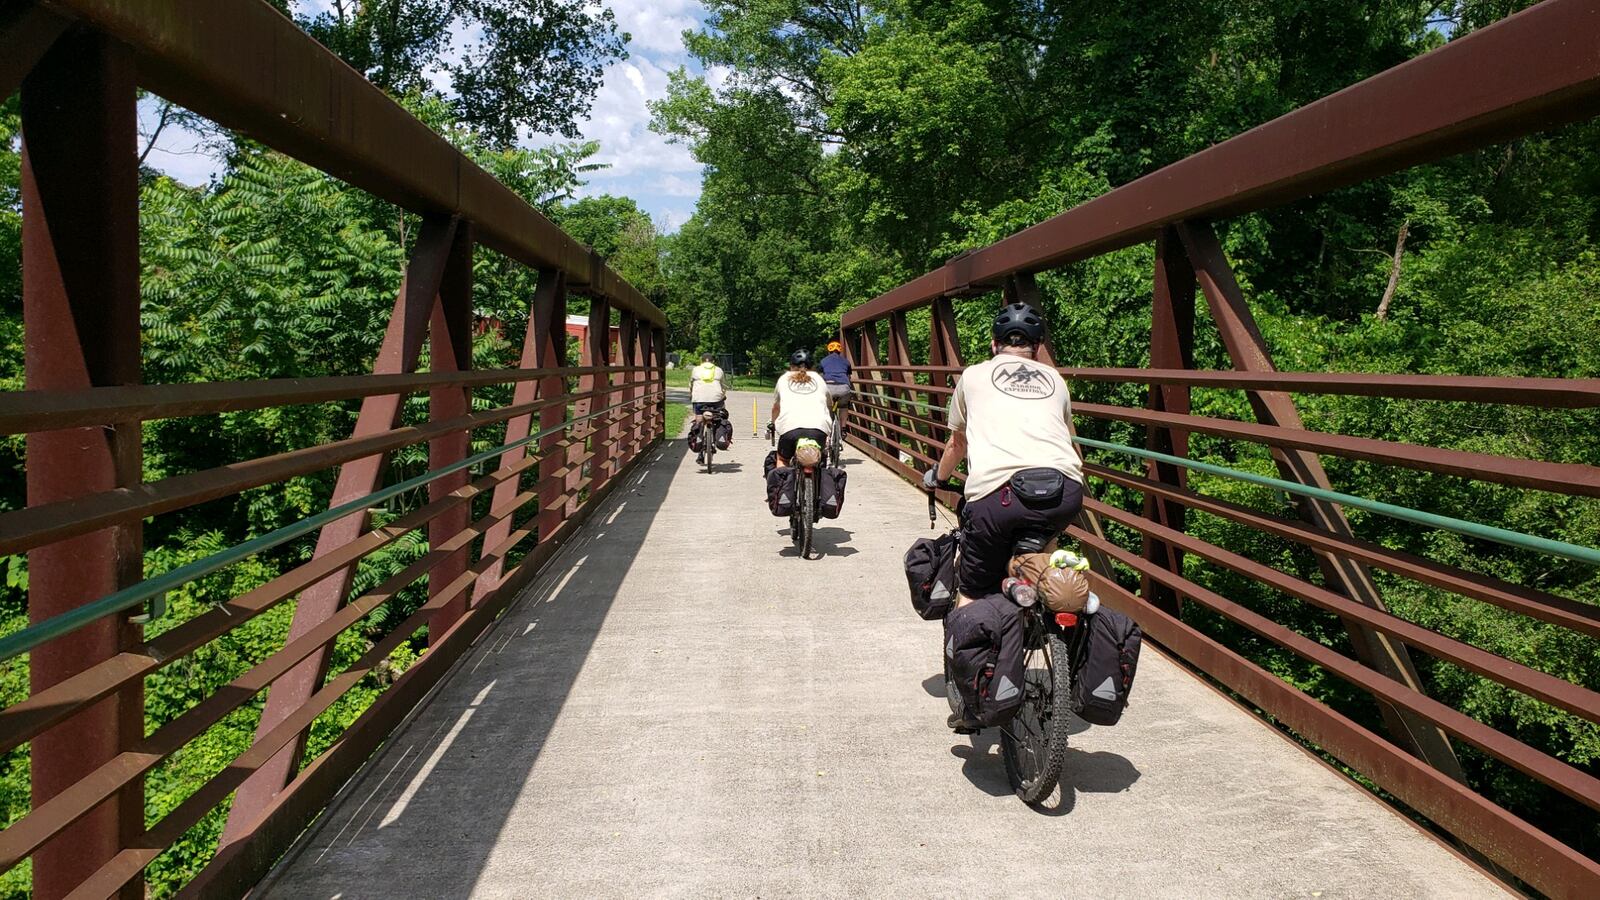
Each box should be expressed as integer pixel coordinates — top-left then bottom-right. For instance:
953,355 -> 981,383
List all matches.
999,631 -> 1072,805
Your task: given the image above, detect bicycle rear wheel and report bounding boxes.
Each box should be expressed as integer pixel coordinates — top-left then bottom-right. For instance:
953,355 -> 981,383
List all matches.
705,442 -> 714,473
799,473 -> 816,559
999,631 -> 1072,805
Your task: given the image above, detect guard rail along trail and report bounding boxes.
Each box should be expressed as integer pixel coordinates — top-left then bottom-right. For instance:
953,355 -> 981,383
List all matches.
839,1 -> 1600,896
0,1 -> 666,897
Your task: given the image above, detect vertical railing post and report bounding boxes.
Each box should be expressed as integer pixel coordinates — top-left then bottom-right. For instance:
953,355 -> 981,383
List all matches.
928,296 -> 964,434
1177,220 -> 1466,782
653,326 -> 668,439
20,31 -> 143,900
854,320 -> 893,454
886,310 -> 935,462
1143,228 -> 1195,617
426,225 -> 476,640
580,296 -> 613,499
471,268 -> 564,603
224,214 -> 459,842
617,310 -> 640,463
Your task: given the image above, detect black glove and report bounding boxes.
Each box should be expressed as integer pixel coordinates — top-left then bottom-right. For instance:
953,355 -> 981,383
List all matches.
765,422 -> 775,439
922,467 -> 940,492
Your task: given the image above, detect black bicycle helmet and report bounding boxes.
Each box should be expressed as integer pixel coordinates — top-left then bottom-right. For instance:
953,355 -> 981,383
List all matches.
992,302 -> 1046,344
790,348 -> 813,367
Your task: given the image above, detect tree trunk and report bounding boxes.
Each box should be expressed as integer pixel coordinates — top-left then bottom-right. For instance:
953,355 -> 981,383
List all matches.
1375,218 -> 1409,320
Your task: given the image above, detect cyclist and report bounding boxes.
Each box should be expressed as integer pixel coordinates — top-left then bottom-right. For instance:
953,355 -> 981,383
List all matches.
923,301 -> 1085,608
818,339 -> 852,412
689,352 -> 729,465
770,349 -> 832,466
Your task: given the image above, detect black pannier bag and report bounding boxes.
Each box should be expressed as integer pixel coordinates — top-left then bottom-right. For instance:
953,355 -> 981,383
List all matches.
903,531 -> 958,620
765,466 -> 797,517
818,467 -> 847,518
944,593 -> 1026,726
762,450 -> 779,479
1071,609 -> 1142,726
714,414 -> 733,449
687,418 -> 705,452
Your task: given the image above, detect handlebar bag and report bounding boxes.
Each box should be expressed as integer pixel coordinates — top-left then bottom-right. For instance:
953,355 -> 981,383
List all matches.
944,593 -> 1026,726
904,531 -> 958,620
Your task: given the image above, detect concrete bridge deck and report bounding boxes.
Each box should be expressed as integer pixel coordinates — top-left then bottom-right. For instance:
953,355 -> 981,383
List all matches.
259,391 -> 1502,899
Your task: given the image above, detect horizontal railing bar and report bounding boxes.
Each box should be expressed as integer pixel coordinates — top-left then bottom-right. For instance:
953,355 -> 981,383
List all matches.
1086,497 -> 1600,724
852,364 -> 1600,408
849,395 -> 948,433
0,392 -> 656,662
1085,462 -> 1600,640
1076,402 -> 1600,498
0,482 -> 538,871
180,441 -> 656,897
1074,436 -> 1600,566
1073,534 -> 1600,848
0,442 -> 563,754
845,410 -> 946,452
0,381 -> 656,557
843,0 -> 1600,326
863,378 -> 953,396
842,421 -> 938,469
0,365 -> 642,434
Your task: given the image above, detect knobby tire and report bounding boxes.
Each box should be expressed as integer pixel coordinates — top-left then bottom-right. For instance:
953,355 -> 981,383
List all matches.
1000,631 -> 1072,805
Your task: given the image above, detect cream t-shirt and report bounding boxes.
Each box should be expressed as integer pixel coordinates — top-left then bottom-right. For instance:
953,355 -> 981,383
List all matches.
774,371 -> 832,435
689,362 -> 726,403
947,354 -> 1083,500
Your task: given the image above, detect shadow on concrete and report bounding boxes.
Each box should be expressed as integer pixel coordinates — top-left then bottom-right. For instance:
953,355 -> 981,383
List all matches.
948,717 -> 1137,816
261,441 -> 685,897
775,526 -> 858,557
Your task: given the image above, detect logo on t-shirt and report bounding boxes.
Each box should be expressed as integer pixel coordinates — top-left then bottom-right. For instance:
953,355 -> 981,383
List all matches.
788,376 -> 819,395
991,362 -> 1056,399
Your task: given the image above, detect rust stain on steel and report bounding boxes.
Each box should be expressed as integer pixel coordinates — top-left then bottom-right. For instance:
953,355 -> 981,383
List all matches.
1071,540 -> 1600,900
843,0 -> 1600,326
1086,462 -> 1600,640
37,0 -> 662,323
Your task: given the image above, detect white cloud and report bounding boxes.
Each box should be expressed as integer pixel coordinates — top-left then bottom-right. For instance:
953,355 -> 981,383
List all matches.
140,0 -> 713,232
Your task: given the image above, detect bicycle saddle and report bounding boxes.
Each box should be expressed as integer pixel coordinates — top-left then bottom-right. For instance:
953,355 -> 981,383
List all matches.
1011,528 -> 1056,556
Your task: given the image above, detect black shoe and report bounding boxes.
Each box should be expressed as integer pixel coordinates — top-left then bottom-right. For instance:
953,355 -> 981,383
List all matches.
947,712 -> 981,734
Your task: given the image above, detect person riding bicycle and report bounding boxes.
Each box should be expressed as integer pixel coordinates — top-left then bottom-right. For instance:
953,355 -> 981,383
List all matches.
689,352 -> 728,415
923,301 -> 1086,609
770,349 -> 832,466
818,339 -> 852,412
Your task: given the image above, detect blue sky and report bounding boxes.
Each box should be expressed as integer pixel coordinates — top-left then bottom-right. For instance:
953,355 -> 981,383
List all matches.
140,0 -> 715,233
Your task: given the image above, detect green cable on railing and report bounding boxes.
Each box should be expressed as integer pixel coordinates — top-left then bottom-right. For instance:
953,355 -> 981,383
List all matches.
0,392 -> 661,663
1072,435 -> 1600,568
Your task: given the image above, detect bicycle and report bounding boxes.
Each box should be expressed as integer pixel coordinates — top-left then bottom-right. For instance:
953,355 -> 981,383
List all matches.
827,389 -> 846,468
931,481 -> 1081,805
694,405 -> 728,474
771,423 -> 826,560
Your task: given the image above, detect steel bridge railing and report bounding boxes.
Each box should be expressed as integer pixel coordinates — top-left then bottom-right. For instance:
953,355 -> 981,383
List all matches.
1,1 -> 668,897
839,2 -> 1600,897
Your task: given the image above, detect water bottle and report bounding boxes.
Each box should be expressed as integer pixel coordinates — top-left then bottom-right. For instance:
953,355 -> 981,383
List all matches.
1003,577 -> 1037,608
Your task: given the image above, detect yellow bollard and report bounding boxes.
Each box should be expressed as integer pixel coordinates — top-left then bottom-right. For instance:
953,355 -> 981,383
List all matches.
752,397 -> 758,436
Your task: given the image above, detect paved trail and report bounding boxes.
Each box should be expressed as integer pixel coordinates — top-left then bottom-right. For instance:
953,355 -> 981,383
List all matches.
261,391 -> 1501,899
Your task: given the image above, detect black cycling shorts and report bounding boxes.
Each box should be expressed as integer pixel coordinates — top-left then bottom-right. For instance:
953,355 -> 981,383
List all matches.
958,475 -> 1085,596
692,400 -> 726,415
777,428 -> 828,461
